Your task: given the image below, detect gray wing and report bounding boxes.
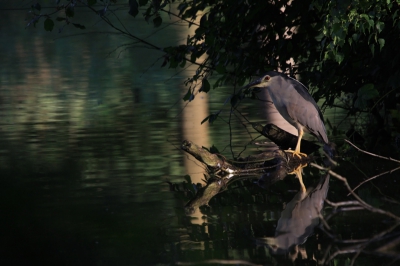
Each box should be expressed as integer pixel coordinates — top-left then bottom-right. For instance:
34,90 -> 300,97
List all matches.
282,76 -> 328,144
291,80 -> 329,143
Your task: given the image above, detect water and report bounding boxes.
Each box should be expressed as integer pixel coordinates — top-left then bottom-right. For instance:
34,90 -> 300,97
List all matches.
1,2 -> 400,265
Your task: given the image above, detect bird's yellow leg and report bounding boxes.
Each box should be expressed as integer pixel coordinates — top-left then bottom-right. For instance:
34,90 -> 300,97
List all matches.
285,128 -> 307,158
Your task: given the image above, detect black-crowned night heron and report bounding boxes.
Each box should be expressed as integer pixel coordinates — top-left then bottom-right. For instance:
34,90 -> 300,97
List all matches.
245,71 -> 329,192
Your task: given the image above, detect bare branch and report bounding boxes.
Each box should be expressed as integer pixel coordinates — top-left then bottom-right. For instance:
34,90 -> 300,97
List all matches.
348,166 -> 400,195
311,163 -> 400,221
345,139 -> 400,164
325,199 -> 361,207
176,259 -> 262,266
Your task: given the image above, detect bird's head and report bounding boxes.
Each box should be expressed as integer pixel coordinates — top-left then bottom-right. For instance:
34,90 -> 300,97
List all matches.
245,74 -> 272,89
244,72 -> 279,94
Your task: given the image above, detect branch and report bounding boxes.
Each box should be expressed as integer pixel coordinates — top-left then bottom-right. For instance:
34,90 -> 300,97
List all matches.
310,163 -> 400,221
348,166 -> 400,195
78,0 -> 162,50
345,139 -> 400,164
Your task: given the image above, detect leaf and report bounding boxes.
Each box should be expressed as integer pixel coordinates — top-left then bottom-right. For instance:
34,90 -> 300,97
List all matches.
358,188 -> 382,207
180,59 -> 186,68
358,84 -> 378,98
190,52 -> 197,63
208,112 -> 219,124
128,0 -> 139,17
287,41 -> 293,52
32,3 -> 41,11
169,58 -> 178,68
375,21 -> 385,33
216,63 -> 226,74
209,145 -> 220,154
378,38 -> 385,51
369,43 -> 375,56
200,79 -> 210,93
178,3 -> 188,15
183,88 -> 193,101
388,75 -> 400,89
44,18 -> 54,32
72,23 -> 86,30
208,114 -> 218,124
201,111 -> 220,124
183,175 -> 196,194
367,19 -> 374,29
183,174 -> 192,184
354,83 -> 378,109
66,6 -> 74,17
392,9 -> 399,25
161,58 -> 168,67
335,52 -> 344,64
153,16 -> 162,27
139,0 -> 148,6
87,0 -> 96,6
360,14 -> 369,21
230,95 -> 240,107
201,115 -> 211,124
97,7 -> 107,16
200,13 -> 207,27
360,14 -> 374,31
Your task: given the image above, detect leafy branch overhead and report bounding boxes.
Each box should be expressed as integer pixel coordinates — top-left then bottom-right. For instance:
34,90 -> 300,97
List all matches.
27,0 -> 400,144
170,0 -> 398,146
26,1 -> 87,31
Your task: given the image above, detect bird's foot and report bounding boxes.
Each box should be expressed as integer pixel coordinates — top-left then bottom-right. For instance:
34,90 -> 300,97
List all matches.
284,149 -> 308,159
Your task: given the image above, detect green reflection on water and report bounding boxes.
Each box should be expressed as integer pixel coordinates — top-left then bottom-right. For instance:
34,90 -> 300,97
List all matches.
1,3 -> 399,266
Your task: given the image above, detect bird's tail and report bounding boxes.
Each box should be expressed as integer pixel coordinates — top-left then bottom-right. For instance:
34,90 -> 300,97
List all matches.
323,142 -> 337,167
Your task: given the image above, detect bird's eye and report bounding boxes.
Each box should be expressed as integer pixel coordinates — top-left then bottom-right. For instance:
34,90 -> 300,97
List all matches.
264,76 -> 270,81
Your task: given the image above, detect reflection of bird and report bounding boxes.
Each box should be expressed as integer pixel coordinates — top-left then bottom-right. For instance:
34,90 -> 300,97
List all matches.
245,71 -> 329,191
257,174 -> 330,255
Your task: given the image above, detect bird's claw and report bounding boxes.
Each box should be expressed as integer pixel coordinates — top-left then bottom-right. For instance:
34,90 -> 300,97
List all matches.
284,149 -> 308,158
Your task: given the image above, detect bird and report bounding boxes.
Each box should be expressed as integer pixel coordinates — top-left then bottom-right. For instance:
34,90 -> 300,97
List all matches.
245,71 -> 329,192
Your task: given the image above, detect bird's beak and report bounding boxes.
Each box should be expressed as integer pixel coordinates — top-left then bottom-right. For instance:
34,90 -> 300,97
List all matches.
244,78 -> 263,94
245,78 -> 262,89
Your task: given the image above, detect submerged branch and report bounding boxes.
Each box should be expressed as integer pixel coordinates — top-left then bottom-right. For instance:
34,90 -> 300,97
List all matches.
181,139 -> 313,213
181,139 -> 311,175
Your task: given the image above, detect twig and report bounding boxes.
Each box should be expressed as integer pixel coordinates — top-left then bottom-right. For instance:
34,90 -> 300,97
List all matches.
317,165 -> 400,264
383,197 -> 400,205
317,210 -> 332,231
176,259 -> 262,266
321,244 -> 334,265
325,199 -> 361,207
350,222 -> 400,265
322,150 -> 338,167
324,199 -> 363,221
310,163 -> 400,221
345,139 -> 400,163
323,222 -> 400,265
340,238 -> 371,244
326,248 -> 361,264
348,166 -> 400,196
339,206 -> 366,212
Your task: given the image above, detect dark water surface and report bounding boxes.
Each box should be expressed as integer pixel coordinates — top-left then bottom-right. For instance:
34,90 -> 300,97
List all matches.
1,2 -> 400,266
